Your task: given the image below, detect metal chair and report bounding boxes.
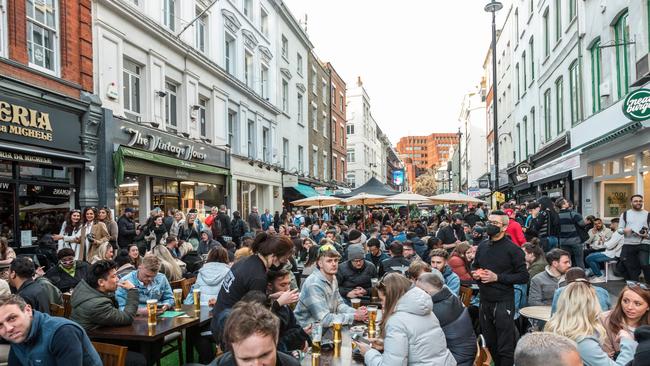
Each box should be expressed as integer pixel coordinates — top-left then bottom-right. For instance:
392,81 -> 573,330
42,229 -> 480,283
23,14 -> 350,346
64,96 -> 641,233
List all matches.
459,286 -> 473,307
474,335 -> 492,366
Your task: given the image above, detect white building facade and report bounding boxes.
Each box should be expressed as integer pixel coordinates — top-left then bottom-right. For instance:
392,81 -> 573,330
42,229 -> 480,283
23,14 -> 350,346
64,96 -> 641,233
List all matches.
458,87 -> 487,193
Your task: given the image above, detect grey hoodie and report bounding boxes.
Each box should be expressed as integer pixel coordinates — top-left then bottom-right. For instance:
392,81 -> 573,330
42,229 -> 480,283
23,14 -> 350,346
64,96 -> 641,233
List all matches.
364,287 -> 457,366
198,229 -> 220,256
184,261 -> 230,305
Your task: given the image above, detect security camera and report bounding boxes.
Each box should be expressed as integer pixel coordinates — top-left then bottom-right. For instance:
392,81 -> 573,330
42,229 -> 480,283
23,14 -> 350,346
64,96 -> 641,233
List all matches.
155,90 -> 168,98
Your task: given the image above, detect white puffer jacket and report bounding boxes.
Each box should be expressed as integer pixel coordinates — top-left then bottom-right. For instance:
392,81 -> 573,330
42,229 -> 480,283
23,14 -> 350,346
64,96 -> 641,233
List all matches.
365,286 -> 457,366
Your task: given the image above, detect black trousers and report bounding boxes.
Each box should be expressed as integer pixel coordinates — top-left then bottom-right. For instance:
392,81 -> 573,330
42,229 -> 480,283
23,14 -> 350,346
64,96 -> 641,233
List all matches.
620,244 -> 650,282
479,299 -> 516,366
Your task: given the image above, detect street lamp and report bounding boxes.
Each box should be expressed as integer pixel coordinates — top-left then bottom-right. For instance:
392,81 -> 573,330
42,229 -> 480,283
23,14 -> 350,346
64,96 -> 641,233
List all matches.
457,127 -> 462,193
484,0 -> 503,194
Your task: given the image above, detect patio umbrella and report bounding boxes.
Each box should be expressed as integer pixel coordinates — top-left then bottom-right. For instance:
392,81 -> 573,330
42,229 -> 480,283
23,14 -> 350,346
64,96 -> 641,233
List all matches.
291,195 -> 342,207
428,192 -> 487,205
383,192 -> 431,205
305,203 -> 339,210
342,193 -> 387,231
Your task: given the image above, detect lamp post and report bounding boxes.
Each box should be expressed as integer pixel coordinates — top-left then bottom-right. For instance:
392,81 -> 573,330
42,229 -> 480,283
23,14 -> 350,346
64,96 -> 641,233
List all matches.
484,0 -> 503,194
457,127 -> 462,193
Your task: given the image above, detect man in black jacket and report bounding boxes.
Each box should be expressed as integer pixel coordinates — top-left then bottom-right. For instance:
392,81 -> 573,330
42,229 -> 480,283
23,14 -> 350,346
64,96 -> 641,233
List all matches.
379,242 -> 410,277
417,271 -> 476,366
117,208 -> 138,248
437,215 -> 464,250
336,244 -> 376,300
266,270 -> 310,353
216,205 -> 232,238
8,257 -> 50,314
472,211 -> 529,366
45,248 -> 89,293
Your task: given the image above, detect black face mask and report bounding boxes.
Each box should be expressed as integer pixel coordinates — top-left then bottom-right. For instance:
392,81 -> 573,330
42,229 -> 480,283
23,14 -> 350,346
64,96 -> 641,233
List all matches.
453,223 -> 462,229
486,224 -> 501,237
269,264 -> 283,271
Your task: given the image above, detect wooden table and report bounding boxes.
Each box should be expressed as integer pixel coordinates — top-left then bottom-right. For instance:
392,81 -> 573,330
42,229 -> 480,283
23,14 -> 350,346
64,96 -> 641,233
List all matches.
301,327 -> 364,366
519,305 -> 552,321
88,304 -> 212,365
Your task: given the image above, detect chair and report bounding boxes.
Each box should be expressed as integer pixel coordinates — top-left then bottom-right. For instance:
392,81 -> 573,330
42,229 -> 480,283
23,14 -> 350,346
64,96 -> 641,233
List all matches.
459,286 -> 473,307
61,293 -> 72,318
605,260 -> 622,283
474,335 -> 492,366
170,279 -> 185,291
92,342 -> 127,366
49,303 -> 64,317
181,277 -> 196,299
158,332 -> 183,366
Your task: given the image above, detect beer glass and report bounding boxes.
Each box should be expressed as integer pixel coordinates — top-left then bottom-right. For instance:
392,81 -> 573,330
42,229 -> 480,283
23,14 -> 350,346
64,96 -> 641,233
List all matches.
332,315 -> 342,343
311,321 -> 322,356
350,330 -> 363,351
367,305 -> 378,333
351,298 -> 361,309
370,278 -> 379,300
173,289 -> 183,311
193,289 -> 201,311
146,299 -> 158,326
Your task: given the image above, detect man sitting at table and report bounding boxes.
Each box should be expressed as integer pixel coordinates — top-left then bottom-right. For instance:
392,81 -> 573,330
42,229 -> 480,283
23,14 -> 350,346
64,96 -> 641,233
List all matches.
528,248 -> 570,306
116,255 -> 174,311
0,294 -> 102,365
336,244 -> 376,301
70,260 -> 146,366
7,257 -> 50,314
294,245 -> 367,328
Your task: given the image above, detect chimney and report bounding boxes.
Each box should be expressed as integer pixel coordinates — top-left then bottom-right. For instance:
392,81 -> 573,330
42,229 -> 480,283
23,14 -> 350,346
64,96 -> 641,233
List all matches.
357,76 -> 363,87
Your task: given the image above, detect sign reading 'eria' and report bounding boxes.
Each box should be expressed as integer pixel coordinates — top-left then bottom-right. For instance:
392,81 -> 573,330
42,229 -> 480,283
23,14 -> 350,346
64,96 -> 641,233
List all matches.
623,88 -> 650,122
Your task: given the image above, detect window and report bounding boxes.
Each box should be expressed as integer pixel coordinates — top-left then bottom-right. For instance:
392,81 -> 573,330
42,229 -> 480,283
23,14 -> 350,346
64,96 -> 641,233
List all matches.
347,172 -> 356,188
515,63 -> 520,100
346,124 -> 354,135
323,153 -> 328,180
322,80 -> 327,104
195,8 -> 206,53
332,156 -> 337,181
569,0 -> 576,21
281,35 -> 288,59
543,10 -> 550,57
347,148 -> 355,163
531,108 -> 536,152
523,117 -> 529,157
26,0 -> 58,73
165,82 -> 177,129
262,127 -> 269,162
311,105 -> 317,130
247,120 -> 255,158
282,138 -> 288,169
281,80 -> 288,113
0,0 -> 6,57
339,95 -> 344,112
298,145 -> 304,173
529,37 -> 535,81
123,59 -> 141,121
311,67 -> 317,94
322,112 -> 327,137
297,93 -> 303,124
614,11 -> 630,98
296,53 -> 303,75
556,77 -> 564,132
529,0 -> 533,15
163,0 -> 175,31
516,123 -> 522,162
340,126 -> 344,145
199,98 -> 207,137
312,148 -> 318,177
260,8 -> 268,36
244,52 -> 253,87
522,52 -> 527,91
243,0 -> 252,19
514,8 -> 519,44
590,39 -> 602,112
554,0 -> 562,42
569,60 -> 582,125
260,65 -> 268,99
544,89 -> 552,141
228,111 -> 236,149
225,34 -> 235,74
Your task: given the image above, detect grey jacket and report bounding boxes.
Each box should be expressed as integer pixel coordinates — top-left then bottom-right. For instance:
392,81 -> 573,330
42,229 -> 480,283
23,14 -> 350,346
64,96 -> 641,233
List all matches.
528,266 -> 564,306
576,335 -> 636,366
364,287 -> 457,366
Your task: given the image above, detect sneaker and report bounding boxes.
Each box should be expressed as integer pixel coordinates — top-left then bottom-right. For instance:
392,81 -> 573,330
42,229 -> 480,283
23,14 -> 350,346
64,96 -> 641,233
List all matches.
590,276 -> 606,283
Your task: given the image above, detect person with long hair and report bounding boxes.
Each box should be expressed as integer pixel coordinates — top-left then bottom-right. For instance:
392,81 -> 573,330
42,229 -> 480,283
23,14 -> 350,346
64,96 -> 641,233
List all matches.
448,241 -> 473,282
90,242 -> 114,264
301,245 -> 320,277
531,196 -> 561,252
169,210 -> 185,239
151,243 -> 183,282
127,243 -> 142,268
144,216 -> 168,251
545,281 -> 638,365
0,236 -> 15,280
185,246 -> 230,306
601,283 -> 650,356
79,207 -> 110,262
523,242 -> 547,279
52,209 -> 82,259
98,207 -> 118,250
355,273 -> 456,366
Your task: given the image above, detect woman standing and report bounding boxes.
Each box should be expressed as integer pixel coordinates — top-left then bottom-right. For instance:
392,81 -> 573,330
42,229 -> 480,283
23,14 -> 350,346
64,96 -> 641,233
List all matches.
532,196 -> 561,252
145,216 -> 168,250
545,281 -> 637,365
98,207 -> 118,251
52,209 -> 82,260
601,283 -> 650,356
229,211 -> 247,247
79,207 -> 110,261
169,210 -> 185,239
356,273 -> 456,366
0,237 -> 16,280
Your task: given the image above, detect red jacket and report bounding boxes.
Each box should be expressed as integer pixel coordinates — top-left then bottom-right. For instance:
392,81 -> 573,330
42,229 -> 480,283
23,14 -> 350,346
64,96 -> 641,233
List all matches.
448,254 -> 472,281
506,219 -> 526,246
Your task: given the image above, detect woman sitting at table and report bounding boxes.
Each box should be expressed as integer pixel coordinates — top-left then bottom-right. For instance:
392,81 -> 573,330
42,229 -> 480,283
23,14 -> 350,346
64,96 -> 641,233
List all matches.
90,242 -> 114,264
114,249 -> 136,278
545,280 -> 638,365
0,236 -> 16,280
127,243 -> 142,268
448,242 -> 473,283
151,243 -> 184,282
356,273 -> 456,366
600,283 -> 650,357
185,246 -> 230,306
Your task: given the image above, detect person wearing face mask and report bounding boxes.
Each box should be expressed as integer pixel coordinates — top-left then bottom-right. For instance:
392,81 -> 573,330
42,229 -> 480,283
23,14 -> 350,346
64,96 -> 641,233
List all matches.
471,211 -> 529,366
45,248 -> 89,293
437,214 -> 464,250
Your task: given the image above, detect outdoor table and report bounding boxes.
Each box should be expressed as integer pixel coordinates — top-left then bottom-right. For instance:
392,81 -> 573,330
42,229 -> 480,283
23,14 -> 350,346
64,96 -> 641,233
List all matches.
300,326 -> 365,366
519,305 -> 552,321
88,304 -> 212,365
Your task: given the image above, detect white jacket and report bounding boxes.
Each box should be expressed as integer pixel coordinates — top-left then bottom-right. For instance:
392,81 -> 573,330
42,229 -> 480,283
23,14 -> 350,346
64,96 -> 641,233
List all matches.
364,287 -> 457,366
604,231 -> 625,258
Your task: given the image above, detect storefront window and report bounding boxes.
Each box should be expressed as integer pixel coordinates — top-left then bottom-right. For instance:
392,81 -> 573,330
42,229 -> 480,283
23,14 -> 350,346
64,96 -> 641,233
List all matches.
0,183 -> 14,244
606,160 -> 620,176
643,150 -> 650,170
181,182 -> 223,215
18,184 -> 69,246
603,182 -> 634,218
594,163 -> 604,177
624,154 -> 636,172
117,175 -> 139,221
19,164 -> 69,182
237,181 -> 257,217
0,161 -> 12,177
151,178 -> 179,214
644,172 -> 650,210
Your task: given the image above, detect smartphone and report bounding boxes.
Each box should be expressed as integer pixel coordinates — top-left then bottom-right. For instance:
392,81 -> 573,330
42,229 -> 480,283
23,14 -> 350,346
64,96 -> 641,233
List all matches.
351,333 -> 371,345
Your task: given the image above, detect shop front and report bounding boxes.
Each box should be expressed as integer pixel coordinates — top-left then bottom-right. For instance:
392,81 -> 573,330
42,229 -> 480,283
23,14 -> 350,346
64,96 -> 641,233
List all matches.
108,118 -> 229,223
525,133 -> 574,203
229,155 -> 282,217
0,79 -> 93,247
508,161 -> 537,203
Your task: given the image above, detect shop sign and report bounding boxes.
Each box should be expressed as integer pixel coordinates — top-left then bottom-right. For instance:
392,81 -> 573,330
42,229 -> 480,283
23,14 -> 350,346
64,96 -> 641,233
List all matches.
515,162 -> 532,183
478,179 -> 490,189
0,151 -> 52,164
124,127 -> 207,161
283,174 -> 298,188
623,88 -> 650,122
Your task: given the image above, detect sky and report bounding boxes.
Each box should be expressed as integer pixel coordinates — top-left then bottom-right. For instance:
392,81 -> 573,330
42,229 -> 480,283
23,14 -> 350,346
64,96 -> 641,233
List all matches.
283,0 -> 512,145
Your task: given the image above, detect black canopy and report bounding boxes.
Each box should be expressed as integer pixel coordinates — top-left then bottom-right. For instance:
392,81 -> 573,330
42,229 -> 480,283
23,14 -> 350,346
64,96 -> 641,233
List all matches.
335,177 -> 397,198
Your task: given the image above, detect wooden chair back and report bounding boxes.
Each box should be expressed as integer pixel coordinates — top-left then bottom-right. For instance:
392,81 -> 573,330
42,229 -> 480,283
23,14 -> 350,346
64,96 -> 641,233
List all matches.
92,342 -> 127,366
49,303 -> 64,317
170,279 -> 184,291
459,286 -> 473,307
474,335 -> 492,366
181,277 -> 196,298
62,293 -> 72,318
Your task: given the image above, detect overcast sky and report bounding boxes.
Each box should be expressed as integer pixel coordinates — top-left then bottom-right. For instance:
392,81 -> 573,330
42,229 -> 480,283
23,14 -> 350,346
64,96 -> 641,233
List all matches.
283,0 -> 512,145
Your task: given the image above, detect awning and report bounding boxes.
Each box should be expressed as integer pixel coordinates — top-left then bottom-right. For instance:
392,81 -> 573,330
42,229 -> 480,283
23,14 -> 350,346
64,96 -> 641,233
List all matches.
292,183 -> 319,198
527,151 -> 581,184
0,141 -> 89,163
568,121 -> 643,155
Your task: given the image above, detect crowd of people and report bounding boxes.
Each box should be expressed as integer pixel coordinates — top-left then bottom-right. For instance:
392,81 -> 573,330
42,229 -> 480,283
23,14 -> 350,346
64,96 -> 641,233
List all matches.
0,194 -> 650,365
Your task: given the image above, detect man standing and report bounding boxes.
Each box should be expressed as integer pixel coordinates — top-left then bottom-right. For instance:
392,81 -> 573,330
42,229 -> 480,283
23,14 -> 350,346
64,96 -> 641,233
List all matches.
0,294 -> 102,365
472,211 -> 529,366
117,208 -> 138,248
247,207 -> 262,232
619,194 -> 650,282
527,249 -> 570,306
217,205 -> 232,239
336,244 -> 376,300
261,209 -> 274,231
7,257 -> 50,314
294,246 -> 367,327
115,255 -> 174,310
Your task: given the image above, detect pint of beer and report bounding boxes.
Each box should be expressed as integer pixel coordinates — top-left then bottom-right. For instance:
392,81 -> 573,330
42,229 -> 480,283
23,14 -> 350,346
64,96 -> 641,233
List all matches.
367,305 -> 378,333
146,299 -> 158,326
173,289 -> 183,311
351,298 -> 361,309
311,321 -> 322,356
193,289 -> 201,310
370,278 -> 379,300
332,321 -> 342,343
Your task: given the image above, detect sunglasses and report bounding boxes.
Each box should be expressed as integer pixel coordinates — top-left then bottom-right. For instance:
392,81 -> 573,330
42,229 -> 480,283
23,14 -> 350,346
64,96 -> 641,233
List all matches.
626,281 -> 649,290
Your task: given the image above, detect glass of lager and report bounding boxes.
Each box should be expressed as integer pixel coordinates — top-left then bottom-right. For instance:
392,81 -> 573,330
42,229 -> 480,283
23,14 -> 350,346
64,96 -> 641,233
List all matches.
332,315 -> 342,343
351,298 -> 361,309
146,299 -> 158,326
193,289 -> 201,311
367,305 -> 378,333
173,289 -> 183,311
311,321 -> 322,356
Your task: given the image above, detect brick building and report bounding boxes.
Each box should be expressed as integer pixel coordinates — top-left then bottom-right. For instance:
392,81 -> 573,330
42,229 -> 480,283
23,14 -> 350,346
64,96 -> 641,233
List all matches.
396,133 -> 459,189
326,62 -> 346,185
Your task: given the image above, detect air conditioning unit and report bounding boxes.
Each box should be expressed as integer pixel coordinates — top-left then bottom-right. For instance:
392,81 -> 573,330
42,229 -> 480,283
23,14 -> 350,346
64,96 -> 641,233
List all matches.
632,54 -> 650,87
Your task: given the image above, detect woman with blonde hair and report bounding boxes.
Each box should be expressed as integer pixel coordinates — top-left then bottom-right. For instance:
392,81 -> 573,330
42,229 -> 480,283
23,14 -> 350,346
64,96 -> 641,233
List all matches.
355,273 -> 456,366
98,207 -> 118,250
152,244 -> 184,282
90,242 -> 114,264
170,210 -> 185,238
545,280 -> 637,365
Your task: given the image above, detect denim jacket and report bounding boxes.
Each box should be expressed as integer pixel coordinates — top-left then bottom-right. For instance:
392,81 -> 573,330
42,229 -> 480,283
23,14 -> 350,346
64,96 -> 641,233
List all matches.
116,270 -> 174,309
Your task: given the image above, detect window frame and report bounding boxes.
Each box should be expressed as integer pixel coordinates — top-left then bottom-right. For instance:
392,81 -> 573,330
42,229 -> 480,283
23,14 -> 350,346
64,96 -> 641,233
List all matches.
244,51 -> 254,88
543,89 -> 552,142
614,11 -> 630,99
228,110 -> 237,149
523,116 -> 529,157
164,81 -> 178,130
590,39 -> 602,113
260,7 -> 269,37
198,97 -> 208,137
347,148 -> 355,163
224,32 -> 236,74
569,0 -> 576,21
262,127 -> 270,162
555,77 -> 564,133
162,0 -> 175,31
529,37 -> 535,82
298,145 -> 304,173
281,79 -> 289,113
25,0 -> 59,75
243,0 -> 253,20
260,64 -> 269,99
522,52 -> 527,91
281,35 -> 288,60
297,93 -> 304,125
282,138 -> 289,169
195,8 -> 207,53
247,120 -> 255,158
554,0 -> 562,43
296,53 -> 303,75
543,9 -> 550,58
122,58 -> 142,121
569,59 -> 582,125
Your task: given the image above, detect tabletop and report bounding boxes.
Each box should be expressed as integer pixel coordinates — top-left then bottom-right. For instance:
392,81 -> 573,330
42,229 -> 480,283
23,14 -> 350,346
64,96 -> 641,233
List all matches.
300,327 -> 365,366
519,305 -> 552,321
88,305 -> 212,342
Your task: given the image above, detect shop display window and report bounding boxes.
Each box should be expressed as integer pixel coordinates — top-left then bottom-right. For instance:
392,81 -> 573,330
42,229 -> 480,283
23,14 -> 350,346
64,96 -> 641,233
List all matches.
623,155 -> 636,172
152,178 -> 179,215
19,164 -> 68,182
644,172 -> 650,210
603,182 -> 634,219
0,162 -> 12,177
18,184 -> 69,246
0,183 -> 14,243
606,160 -> 620,176
643,150 -> 650,170
117,175 -> 139,221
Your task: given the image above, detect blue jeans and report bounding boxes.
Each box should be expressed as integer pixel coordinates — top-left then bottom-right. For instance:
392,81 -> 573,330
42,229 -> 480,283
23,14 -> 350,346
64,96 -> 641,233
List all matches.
585,252 -> 612,277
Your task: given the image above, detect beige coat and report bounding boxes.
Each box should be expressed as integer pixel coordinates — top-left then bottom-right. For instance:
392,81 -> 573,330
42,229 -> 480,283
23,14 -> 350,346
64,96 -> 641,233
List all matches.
80,221 -> 110,261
